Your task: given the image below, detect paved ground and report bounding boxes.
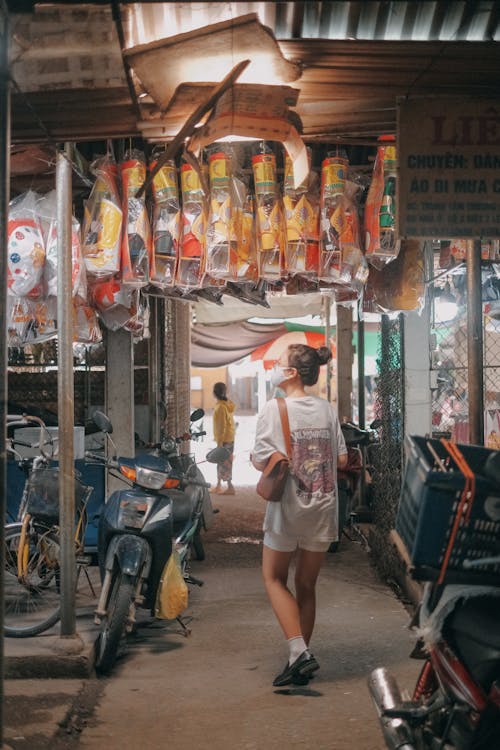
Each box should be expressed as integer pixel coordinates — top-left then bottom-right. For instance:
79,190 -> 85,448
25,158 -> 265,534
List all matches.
4,484 -> 421,750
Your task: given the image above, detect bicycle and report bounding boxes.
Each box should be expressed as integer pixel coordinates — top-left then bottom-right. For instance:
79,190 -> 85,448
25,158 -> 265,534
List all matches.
4,415 -> 94,638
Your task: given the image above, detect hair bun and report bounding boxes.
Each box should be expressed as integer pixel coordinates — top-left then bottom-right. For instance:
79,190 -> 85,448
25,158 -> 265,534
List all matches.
316,346 -> 332,365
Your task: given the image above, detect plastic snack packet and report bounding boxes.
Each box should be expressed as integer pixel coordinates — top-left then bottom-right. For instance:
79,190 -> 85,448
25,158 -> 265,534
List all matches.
206,149 -> 232,278
120,150 -> 152,286
283,149 -> 319,277
82,155 -> 122,278
176,161 -> 207,289
150,157 -> 180,288
252,151 -> 286,279
37,190 -> 87,301
7,191 -> 45,298
319,152 -> 349,281
364,135 -> 399,267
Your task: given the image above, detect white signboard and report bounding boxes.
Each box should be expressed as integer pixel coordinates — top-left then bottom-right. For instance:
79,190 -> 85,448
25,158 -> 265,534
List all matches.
398,98 -> 500,239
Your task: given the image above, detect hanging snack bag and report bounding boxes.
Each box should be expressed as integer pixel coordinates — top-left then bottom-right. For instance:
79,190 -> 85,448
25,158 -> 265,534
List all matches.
364,135 -> 399,266
319,153 -> 348,280
150,158 -> 180,288
206,149 -> 234,279
82,155 -> 122,278
37,190 -> 87,302
177,161 -> 207,289
283,149 -> 319,276
252,152 -> 286,279
234,189 -> 258,281
120,150 -> 152,286
7,191 -> 45,298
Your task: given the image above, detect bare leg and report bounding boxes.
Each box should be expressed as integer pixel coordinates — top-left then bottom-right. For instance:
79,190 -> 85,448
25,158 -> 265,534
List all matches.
262,545 -> 302,639
294,549 -> 326,646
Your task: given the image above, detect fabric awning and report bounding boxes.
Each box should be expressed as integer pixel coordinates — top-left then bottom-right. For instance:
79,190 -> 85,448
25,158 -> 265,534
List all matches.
191,321 -> 286,367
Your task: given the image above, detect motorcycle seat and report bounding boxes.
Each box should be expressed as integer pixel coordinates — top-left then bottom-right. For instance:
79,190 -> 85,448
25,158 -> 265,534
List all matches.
168,488 -> 197,524
446,596 -> 500,692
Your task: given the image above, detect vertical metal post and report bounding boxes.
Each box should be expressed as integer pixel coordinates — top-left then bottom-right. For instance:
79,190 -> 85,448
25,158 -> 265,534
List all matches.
148,296 -> 161,443
467,240 -> 484,445
357,308 -> 366,429
0,6 -> 10,746
105,328 -> 134,495
323,295 -> 332,402
336,303 -> 354,421
57,144 -> 76,635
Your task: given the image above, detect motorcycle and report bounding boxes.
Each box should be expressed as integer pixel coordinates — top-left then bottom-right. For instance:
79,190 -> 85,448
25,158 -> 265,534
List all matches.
368,437 -> 500,749
90,408 -> 219,674
330,418 -> 381,553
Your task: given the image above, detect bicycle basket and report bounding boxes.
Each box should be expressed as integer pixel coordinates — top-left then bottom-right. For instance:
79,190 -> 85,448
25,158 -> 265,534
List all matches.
25,466 -> 91,525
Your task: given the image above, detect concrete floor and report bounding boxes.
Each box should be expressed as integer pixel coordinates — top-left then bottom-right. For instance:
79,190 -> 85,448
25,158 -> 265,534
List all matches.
71,487 -> 422,750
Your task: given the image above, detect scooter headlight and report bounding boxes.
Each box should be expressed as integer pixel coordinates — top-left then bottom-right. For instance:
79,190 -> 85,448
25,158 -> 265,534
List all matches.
135,466 -> 172,490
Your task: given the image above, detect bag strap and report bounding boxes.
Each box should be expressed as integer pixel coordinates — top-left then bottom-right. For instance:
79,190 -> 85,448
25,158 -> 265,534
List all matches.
277,398 -> 292,460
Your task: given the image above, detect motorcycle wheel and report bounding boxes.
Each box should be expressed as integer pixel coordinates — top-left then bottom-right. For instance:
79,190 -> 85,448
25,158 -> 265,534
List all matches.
95,571 -> 135,675
192,529 -> 205,562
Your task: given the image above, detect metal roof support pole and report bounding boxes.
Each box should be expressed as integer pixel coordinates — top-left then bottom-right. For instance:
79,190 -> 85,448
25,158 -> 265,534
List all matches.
148,296 -> 162,444
56,144 -> 77,639
357,304 -> 365,429
336,302 -> 354,421
323,294 -> 332,403
467,240 -> 484,445
0,6 -> 10,746
105,328 -> 134,494
164,299 -> 191,439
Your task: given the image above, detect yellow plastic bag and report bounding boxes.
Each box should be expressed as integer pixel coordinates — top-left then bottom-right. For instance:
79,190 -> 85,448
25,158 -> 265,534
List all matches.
155,550 -> 188,620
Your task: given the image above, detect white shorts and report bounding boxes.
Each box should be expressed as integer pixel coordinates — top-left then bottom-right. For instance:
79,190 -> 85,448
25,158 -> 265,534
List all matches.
263,531 -> 331,553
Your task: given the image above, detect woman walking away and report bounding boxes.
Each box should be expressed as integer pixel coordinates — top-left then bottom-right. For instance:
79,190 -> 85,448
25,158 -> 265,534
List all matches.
252,344 -> 347,687
212,381 -> 236,495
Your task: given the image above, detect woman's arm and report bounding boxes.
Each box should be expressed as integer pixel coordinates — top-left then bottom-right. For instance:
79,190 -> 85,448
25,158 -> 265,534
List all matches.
337,452 -> 348,469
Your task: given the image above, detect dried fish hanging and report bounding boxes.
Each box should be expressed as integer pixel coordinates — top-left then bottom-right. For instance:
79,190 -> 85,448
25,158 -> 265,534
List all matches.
177,161 -> 208,289
252,151 -> 286,279
150,157 -> 180,287
364,135 -> 399,267
82,155 -> 122,278
283,149 -> 319,277
120,149 -> 152,285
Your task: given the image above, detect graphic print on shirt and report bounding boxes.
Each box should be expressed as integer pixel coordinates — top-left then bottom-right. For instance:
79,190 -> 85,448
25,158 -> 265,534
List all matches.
291,427 -> 335,497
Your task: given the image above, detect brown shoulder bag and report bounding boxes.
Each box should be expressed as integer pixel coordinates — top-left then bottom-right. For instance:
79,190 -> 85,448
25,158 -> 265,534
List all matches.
256,398 -> 292,502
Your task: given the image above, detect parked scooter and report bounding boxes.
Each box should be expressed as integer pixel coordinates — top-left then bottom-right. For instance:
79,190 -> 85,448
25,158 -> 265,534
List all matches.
89,408 -> 218,674
368,438 -> 500,749
330,418 -> 380,552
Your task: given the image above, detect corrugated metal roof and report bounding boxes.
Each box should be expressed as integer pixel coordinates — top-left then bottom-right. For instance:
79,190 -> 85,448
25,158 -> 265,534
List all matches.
7,1 -> 500,147
123,1 -> 500,46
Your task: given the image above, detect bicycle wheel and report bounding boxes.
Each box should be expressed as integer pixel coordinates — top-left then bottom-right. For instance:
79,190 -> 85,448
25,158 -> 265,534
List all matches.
4,523 -> 62,637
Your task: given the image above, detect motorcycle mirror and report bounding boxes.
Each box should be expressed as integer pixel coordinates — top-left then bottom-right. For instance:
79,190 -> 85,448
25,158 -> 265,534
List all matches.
92,410 -> 113,434
190,408 -> 205,423
370,418 -> 382,430
206,446 -> 231,464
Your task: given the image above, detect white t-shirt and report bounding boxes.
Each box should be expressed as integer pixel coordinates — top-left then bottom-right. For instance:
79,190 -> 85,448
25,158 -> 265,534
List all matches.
253,396 -> 347,543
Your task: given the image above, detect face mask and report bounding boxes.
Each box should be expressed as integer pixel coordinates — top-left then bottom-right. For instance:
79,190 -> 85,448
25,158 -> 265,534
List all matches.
270,364 -> 288,387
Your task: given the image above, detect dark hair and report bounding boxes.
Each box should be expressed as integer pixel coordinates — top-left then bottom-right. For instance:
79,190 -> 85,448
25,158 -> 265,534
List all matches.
213,381 -> 227,400
286,344 -> 331,386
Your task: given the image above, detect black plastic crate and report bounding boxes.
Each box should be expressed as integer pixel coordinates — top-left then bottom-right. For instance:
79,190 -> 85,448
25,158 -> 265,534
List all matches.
396,436 -> 500,582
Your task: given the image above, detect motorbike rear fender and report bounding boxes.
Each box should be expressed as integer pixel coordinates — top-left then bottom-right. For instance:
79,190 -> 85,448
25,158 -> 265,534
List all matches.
105,534 -> 151,578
